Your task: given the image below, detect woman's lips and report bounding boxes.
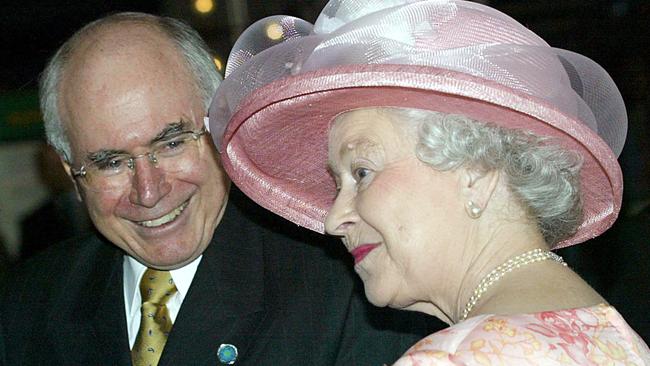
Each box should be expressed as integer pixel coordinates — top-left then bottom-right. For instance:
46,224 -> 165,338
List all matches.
350,243 -> 380,264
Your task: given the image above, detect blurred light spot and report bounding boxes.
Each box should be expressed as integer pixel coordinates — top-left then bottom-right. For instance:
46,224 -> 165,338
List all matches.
195,0 -> 214,14
265,22 -> 284,41
214,57 -> 223,72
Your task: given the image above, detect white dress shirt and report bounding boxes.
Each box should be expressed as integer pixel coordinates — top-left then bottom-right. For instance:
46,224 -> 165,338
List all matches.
123,255 -> 202,349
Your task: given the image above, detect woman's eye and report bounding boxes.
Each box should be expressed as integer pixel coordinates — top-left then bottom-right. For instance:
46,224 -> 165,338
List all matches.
353,167 -> 370,181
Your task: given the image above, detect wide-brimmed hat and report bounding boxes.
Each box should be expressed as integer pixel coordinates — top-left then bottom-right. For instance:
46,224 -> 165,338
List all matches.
208,0 -> 627,249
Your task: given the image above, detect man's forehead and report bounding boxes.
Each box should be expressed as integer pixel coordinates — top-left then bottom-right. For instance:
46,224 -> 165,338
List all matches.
74,21 -> 171,57
60,22 -> 204,162
63,22 -> 190,91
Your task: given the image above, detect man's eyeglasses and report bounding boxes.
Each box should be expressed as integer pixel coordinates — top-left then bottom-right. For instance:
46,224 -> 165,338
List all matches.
71,128 -> 208,192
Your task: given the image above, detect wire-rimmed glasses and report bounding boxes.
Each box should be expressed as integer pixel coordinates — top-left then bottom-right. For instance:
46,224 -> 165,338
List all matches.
70,128 -> 208,192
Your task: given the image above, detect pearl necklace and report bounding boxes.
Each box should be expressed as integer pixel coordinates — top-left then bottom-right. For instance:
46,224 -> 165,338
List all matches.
461,248 -> 567,321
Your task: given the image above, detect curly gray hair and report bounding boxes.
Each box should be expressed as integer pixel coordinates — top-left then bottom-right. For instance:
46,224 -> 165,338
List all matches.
39,12 -> 222,162
387,108 -> 583,245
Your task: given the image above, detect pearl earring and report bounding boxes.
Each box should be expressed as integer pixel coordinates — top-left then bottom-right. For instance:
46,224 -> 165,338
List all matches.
466,200 -> 482,219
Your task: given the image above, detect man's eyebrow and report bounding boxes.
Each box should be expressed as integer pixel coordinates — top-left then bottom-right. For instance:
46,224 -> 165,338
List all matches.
151,120 -> 190,143
86,149 -> 127,163
84,120 -> 191,162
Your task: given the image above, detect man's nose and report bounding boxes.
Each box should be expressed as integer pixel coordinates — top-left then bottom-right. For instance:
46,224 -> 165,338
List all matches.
128,157 -> 171,207
324,189 -> 358,236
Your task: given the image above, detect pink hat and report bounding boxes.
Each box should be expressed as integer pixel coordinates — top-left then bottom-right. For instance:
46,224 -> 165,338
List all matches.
208,0 -> 627,249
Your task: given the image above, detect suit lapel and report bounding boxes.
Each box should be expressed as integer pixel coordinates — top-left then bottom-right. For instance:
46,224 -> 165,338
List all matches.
89,252 -> 132,365
50,238 -> 131,365
160,202 -> 267,365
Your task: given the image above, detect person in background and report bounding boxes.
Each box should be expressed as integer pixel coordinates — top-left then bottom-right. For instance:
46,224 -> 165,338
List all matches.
0,11 -> 439,365
19,142 -> 93,260
0,232 -> 9,281
208,0 -> 650,364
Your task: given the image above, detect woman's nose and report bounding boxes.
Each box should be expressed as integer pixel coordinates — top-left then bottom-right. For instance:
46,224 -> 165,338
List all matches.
325,189 -> 358,236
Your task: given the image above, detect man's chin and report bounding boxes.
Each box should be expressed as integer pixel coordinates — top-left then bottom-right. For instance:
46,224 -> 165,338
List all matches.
127,242 -> 200,269
137,254 -> 197,270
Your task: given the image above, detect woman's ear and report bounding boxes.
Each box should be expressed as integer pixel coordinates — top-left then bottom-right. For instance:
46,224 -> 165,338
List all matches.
60,157 -> 83,202
460,168 -> 499,219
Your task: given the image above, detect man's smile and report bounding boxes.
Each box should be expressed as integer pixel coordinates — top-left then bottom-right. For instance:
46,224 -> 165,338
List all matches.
136,200 -> 189,228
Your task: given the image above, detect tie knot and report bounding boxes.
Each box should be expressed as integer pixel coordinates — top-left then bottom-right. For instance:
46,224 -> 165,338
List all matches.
140,268 -> 177,305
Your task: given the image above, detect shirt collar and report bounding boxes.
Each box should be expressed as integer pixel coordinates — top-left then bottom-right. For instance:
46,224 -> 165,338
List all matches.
123,255 -> 203,317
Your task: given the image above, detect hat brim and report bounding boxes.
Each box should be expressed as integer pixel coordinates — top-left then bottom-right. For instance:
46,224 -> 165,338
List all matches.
221,64 -> 622,249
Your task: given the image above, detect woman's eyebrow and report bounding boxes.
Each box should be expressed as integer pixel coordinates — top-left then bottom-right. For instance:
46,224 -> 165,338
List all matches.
344,138 -> 382,158
328,138 -> 382,173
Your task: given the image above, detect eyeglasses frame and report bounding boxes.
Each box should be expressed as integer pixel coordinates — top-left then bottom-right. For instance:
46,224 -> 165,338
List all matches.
69,127 -> 208,183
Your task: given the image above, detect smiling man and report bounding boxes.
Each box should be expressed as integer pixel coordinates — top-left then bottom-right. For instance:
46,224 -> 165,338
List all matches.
58,22 -> 227,271
0,12 -> 438,366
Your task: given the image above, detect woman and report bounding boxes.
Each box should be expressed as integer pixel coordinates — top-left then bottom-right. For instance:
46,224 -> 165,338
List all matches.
208,0 -> 650,364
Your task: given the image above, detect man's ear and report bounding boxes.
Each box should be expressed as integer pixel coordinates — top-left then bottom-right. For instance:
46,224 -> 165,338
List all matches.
460,168 -> 499,219
60,157 -> 83,202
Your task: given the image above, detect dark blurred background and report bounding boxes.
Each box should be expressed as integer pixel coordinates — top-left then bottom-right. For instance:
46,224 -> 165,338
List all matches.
0,0 -> 648,338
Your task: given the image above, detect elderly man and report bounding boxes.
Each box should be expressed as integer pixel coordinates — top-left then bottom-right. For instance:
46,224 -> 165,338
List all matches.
0,13 -> 437,366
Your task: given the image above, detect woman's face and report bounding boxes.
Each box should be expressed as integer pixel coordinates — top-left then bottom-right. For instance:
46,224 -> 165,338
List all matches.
325,108 -> 466,309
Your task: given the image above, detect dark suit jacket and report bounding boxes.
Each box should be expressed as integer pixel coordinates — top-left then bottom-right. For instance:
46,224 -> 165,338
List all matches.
1,191 -> 442,365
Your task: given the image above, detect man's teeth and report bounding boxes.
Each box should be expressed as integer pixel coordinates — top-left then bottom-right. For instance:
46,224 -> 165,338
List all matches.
138,202 -> 188,227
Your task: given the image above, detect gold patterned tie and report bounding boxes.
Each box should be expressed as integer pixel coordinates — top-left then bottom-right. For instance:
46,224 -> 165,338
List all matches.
131,269 -> 178,366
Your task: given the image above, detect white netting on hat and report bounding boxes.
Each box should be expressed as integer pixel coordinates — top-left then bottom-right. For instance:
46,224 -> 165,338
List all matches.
209,0 -> 626,157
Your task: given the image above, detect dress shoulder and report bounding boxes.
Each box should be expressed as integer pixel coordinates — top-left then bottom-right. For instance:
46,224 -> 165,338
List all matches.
392,304 -> 650,365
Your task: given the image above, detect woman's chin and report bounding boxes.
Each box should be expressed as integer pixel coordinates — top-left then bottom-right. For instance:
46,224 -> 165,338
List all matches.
366,296 -> 389,308
364,285 -> 397,308
364,286 -> 417,311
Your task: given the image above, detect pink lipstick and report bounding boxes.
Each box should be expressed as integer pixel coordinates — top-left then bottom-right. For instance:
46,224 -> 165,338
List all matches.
351,244 -> 380,264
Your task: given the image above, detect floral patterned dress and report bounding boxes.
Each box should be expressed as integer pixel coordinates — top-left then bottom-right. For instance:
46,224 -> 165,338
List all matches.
393,304 -> 650,365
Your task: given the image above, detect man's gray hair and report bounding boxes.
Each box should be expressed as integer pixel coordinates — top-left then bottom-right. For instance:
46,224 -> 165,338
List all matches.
39,12 -> 222,162
388,108 -> 583,245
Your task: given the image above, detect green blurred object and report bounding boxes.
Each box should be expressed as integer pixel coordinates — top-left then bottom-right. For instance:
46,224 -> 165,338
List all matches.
0,91 -> 43,141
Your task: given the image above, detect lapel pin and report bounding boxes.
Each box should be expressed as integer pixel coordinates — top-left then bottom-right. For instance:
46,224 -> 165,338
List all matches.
217,343 -> 238,364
